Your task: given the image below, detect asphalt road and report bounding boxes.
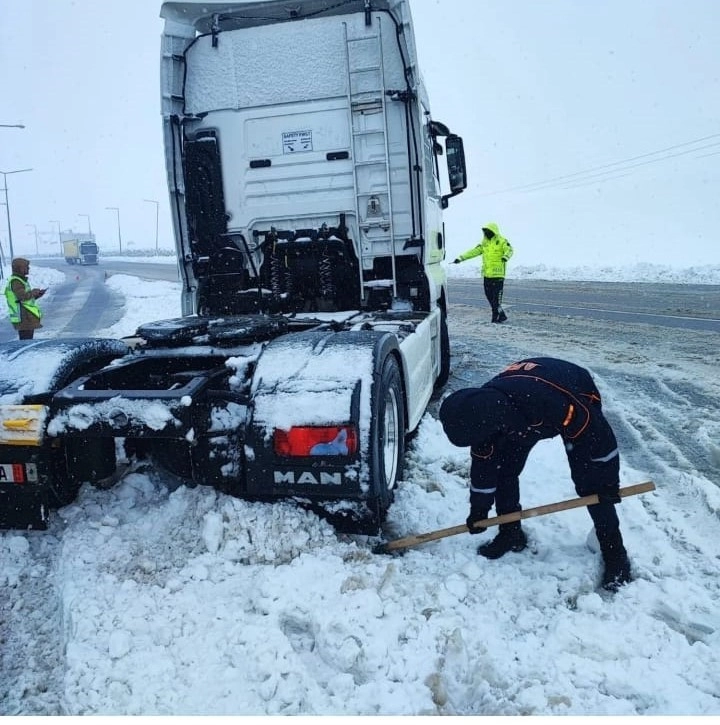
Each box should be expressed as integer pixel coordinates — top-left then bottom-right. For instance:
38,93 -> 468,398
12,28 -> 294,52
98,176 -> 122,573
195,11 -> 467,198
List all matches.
4,259 -> 719,338
0,261 -> 127,343
0,258 -> 182,342
450,278 -> 720,333
35,257 -> 182,283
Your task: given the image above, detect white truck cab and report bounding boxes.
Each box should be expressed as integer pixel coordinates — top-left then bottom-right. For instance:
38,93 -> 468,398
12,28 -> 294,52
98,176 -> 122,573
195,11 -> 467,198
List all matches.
160,0 -> 467,319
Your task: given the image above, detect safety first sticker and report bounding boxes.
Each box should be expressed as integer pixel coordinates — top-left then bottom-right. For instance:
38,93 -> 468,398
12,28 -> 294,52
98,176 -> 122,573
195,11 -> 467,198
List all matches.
282,130 -> 313,153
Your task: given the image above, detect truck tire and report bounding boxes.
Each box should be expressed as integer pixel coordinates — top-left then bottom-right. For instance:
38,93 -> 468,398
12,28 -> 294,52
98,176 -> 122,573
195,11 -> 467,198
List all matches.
367,355 -> 406,530
435,308 -> 451,389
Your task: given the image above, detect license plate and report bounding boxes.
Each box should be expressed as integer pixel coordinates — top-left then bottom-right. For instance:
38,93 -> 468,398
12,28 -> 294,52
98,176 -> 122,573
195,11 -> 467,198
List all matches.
0,463 -> 38,484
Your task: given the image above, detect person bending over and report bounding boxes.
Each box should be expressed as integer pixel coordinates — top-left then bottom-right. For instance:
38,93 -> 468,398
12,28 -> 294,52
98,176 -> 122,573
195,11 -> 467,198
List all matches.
439,356 -> 632,592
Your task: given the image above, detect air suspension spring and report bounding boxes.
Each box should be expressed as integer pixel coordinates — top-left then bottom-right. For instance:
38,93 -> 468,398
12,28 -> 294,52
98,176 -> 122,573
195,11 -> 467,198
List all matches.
270,252 -> 284,296
319,252 -> 335,298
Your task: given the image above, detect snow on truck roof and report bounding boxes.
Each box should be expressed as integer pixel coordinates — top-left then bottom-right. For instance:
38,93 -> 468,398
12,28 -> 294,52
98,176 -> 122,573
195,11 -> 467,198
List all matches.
160,0 -> 397,31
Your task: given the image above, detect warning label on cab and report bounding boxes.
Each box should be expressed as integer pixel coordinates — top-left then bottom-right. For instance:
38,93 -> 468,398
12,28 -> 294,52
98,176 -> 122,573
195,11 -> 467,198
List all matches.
282,130 -> 313,153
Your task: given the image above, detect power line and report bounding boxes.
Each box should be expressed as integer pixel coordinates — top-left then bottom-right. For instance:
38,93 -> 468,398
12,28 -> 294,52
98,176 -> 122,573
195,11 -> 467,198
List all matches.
553,141 -> 720,191
486,133 -> 720,195
480,132 -> 720,196
561,172 -> 633,191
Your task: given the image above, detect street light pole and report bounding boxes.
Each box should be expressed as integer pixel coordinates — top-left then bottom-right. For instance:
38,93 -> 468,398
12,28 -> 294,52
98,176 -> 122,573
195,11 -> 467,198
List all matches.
0,168 -> 33,261
25,224 -> 39,255
106,206 -> 122,254
49,220 -> 62,257
143,199 -> 160,253
78,214 -> 92,235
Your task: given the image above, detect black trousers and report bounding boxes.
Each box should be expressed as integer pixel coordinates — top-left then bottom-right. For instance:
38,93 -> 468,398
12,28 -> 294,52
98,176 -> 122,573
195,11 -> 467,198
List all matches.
470,423 -> 621,533
18,329 -> 34,340
483,277 -> 505,320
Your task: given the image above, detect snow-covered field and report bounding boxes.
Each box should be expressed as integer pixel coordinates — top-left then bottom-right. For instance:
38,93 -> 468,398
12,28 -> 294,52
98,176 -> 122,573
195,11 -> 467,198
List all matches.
1,264 -> 719,715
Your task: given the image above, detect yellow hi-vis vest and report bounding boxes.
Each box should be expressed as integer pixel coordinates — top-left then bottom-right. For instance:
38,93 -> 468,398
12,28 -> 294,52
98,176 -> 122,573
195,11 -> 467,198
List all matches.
4,275 -> 42,324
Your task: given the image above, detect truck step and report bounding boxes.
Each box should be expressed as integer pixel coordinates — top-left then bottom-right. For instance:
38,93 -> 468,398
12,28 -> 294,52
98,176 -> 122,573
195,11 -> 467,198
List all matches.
363,279 -> 394,287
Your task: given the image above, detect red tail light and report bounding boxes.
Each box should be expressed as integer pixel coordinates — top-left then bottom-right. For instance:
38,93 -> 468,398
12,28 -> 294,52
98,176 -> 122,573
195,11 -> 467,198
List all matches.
274,425 -> 358,457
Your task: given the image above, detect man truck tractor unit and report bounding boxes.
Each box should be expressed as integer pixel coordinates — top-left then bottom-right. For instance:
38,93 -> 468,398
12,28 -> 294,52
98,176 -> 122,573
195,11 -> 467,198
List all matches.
63,236 -> 100,265
0,0 -> 467,532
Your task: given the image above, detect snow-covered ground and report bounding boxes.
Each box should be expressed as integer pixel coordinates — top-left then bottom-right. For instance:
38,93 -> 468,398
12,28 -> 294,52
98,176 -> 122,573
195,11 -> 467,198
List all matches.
458,261 -> 720,286
1,262 -> 719,715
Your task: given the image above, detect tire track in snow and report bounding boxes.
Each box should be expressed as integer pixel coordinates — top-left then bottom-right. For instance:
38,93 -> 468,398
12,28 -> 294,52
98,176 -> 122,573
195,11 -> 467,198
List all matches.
445,305 -> 720,624
34,271 -> 126,339
0,529 -> 66,715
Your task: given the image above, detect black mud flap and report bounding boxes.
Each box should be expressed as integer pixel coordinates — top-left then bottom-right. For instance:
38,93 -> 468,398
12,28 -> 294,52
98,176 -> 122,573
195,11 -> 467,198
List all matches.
0,484 -> 48,530
0,444 -> 70,530
243,328 -> 403,534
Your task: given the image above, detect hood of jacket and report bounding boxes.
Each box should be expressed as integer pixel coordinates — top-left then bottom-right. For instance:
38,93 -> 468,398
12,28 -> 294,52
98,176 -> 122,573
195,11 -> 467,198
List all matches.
11,257 -> 30,277
481,222 -> 500,237
439,387 -> 511,448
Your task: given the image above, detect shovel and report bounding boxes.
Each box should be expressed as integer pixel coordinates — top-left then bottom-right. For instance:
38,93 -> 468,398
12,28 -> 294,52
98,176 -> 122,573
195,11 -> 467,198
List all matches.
373,480 -> 655,554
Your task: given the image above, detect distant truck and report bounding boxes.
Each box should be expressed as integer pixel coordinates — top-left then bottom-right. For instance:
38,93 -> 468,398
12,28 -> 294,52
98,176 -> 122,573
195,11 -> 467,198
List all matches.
63,237 -> 99,265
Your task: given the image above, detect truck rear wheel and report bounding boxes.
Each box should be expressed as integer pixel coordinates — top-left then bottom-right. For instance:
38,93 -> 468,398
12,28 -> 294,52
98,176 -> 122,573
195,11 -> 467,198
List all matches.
367,355 -> 405,530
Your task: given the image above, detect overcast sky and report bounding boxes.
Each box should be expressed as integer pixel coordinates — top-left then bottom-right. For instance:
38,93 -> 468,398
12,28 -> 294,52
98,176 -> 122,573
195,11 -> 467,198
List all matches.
1,0 -> 718,266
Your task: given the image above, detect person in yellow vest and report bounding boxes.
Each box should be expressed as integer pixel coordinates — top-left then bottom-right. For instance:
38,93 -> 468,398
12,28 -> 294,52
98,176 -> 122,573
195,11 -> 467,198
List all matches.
453,222 -> 513,323
4,257 -> 46,340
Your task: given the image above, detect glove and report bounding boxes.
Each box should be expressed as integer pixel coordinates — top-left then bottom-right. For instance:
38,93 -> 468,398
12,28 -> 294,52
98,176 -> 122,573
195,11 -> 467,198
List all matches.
597,487 -> 621,505
466,508 -> 489,534
452,258 -> 461,264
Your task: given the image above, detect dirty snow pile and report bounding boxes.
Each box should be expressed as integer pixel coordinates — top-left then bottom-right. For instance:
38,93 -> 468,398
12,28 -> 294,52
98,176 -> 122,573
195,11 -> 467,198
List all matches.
3,419 -> 718,716
448,261 -> 720,285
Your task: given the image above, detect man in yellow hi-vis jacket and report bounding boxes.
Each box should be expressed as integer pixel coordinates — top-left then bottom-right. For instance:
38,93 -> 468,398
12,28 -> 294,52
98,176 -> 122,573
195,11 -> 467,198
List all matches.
453,222 -> 513,323
4,257 -> 46,340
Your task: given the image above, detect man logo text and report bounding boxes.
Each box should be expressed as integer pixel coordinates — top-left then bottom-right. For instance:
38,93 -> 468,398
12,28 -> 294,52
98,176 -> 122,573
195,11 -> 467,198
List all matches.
274,471 -> 343,486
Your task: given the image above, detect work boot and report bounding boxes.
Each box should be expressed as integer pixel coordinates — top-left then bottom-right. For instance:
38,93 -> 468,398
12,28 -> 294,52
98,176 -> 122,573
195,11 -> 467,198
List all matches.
497,310 -> 508,323
596,526 -> 632,592
477,522 -> 527,559
601,556 -> 632,592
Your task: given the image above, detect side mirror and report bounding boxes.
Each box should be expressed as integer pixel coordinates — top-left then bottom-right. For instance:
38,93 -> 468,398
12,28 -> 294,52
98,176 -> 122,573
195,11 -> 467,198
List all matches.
442,134 -> 467,207
446,135 -> 467,194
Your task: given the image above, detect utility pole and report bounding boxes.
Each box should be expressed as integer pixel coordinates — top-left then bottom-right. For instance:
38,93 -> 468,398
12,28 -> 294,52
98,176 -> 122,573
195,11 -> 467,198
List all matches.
105,206 -> 122,254
143,199 -> 160,252
1,168 -> 33,261
49,220 -> 62,256
0,134 -> 28,276
25,224 -> 39,255
78,213 -> 92,235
